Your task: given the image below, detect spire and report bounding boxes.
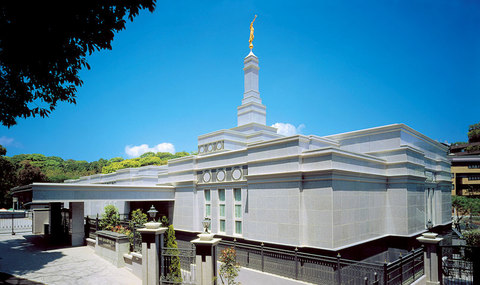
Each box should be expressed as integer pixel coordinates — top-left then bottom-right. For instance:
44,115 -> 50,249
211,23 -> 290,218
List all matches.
237,51 -> 266,126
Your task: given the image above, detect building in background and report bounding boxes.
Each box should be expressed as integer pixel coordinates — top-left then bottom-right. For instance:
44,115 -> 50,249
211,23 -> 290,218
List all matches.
449,123 -> 480,196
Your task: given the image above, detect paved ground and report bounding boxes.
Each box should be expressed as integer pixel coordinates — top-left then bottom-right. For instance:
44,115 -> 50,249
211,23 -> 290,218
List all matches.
0,233 -> 141,285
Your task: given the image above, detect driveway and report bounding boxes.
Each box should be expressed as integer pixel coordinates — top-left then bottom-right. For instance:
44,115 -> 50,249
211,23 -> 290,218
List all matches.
0,233 -> 141,285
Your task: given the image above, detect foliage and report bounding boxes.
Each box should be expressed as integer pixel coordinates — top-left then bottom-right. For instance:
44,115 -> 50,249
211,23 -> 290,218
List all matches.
99,205 -> 120,230
219,247 -> 241,285
0,1 -> 156,127
161,215 -> 170,227
464,229 -> 480,247
465,145 -> 480,153
127,209 -> 148,252
164,225 -> 182,283
130,209 -> 148,227
6,152 -> 108,183
16,161 -> 48,186
0,145 -> 16,207
110,225 -> 132,236
101,152 -> 190,174
468,122 -> 480,143
451,142 -> 467,146
452,196 -> 480,232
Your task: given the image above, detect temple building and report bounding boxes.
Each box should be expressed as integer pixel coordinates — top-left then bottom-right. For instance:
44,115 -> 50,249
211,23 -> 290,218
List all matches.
13,47 -> 452,251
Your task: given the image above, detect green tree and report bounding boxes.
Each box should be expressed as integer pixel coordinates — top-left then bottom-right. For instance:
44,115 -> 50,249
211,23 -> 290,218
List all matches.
0,1 -> 157,127
452,196 -> 480,231
99,205 -> 120,230
468,122 -> 480,143
16,161 -> 48,186
0,145 -> 17,207
164,225 -> 182,284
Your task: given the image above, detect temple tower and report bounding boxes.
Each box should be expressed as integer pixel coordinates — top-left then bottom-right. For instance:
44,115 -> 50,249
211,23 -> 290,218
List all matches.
237,51 -> 267,126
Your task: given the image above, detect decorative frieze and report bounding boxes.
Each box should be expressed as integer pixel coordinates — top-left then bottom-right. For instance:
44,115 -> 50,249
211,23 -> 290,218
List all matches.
197,165 -> 248,184
198,140 -> 224,155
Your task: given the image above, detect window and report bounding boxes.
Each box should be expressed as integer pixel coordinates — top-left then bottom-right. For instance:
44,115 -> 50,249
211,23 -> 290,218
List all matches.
218,189 -> 225,233
468,164 -> 480,169
204,189 -> 211,217
233,188 -> 242,235
468,176 -> 480,181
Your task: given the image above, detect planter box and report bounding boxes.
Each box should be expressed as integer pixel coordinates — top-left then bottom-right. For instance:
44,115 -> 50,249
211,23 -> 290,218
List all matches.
95,230 -> 129,267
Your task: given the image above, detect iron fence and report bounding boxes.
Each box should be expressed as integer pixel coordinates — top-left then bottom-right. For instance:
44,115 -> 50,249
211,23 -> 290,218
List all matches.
441,245 -> 475,285
160,247 -> 196,285
218,240 -> 424,285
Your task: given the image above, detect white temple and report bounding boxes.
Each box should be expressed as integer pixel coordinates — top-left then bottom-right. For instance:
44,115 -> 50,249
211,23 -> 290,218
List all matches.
16,48 -> 452,250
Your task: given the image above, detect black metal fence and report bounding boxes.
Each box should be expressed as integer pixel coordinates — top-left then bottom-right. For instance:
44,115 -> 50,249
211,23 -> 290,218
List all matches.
160,247 -> 196,285
441,245 -> 476,285
217,240 -> 424,285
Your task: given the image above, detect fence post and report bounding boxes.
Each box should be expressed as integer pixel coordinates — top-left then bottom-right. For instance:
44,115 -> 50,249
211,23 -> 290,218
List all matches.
337,253 -> 341,285
373,272 -> 379,285
295,247 -> 298,280
11,213 -> 15,235
95,214 -> 99,231
399,253 -> 403,285
383,261 -> 388,285
132,226 -> 136,252
261,242 -> 264,272
411,248 -> 416,281
85,216 -> 89,239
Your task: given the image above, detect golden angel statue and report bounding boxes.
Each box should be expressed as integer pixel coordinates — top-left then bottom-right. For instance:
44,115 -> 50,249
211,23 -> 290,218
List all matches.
249,15 -> 257,50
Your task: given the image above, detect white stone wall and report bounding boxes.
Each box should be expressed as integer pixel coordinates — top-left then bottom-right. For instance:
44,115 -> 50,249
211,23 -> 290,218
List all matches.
332,179 -> 387,248
172,187 -> 196,231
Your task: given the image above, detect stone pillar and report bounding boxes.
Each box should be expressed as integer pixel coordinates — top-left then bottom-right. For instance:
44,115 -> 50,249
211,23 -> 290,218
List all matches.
417,232 -> 443,285
48,202 -> 63,242
70,202 -> 84,246
138,227 -> 167,285
191,234 -> 221,285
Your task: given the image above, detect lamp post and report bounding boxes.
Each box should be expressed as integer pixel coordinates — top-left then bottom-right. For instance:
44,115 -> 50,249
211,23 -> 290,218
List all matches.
426,219 -> 433,232
202,217 -> 211,234
147,205 -> 158,222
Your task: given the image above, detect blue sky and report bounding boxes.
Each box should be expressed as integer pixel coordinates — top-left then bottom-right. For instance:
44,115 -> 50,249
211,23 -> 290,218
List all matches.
1,0 -> 479,161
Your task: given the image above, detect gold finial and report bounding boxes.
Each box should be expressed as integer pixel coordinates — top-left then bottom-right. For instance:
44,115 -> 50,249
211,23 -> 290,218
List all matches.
249,15 -> 257,50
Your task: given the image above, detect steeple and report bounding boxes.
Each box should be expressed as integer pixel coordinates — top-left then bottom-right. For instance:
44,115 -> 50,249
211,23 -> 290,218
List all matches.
237,51 -> 267,126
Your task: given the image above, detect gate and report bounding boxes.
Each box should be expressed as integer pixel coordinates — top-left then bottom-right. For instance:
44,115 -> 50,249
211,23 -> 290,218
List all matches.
160,246 -> 196,285
441,245 -> 475,285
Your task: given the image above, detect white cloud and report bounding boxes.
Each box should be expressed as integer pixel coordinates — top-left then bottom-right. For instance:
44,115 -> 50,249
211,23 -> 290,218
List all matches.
0,136 -> 15,146
271,123 -> 306,136
125,143 -> 175,158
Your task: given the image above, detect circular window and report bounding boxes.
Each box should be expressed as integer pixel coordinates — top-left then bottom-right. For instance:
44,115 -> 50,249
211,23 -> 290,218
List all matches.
217,142 -> 223,150
232,168 -> 242,180
208,144 -> 213,152
199,146 -> 204,153
203,172 -> 211,183
216,170 -> 225,181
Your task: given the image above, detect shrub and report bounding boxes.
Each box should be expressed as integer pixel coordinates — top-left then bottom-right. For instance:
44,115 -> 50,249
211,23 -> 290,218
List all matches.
99,205 -> 120,230
128,209 -> 147,252
161,215 -> 170,227
164,225 -> 182,284
464,229 -> 480,247
219,247 -> 241,285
